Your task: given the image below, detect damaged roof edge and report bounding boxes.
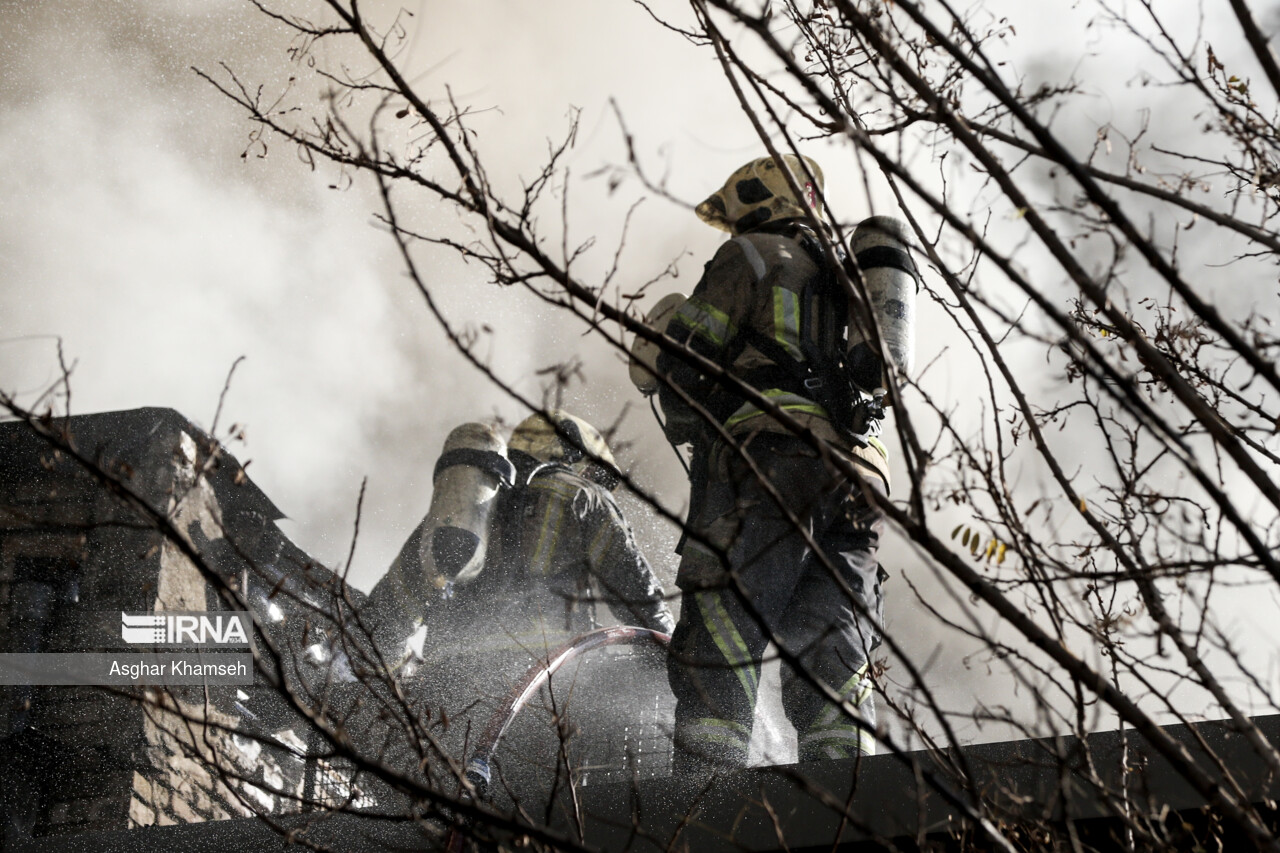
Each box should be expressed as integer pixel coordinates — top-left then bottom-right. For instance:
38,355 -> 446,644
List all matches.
9,713 -> 1278,852
0,407 -> 286,523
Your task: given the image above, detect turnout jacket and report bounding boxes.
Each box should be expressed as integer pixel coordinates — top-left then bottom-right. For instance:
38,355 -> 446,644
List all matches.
489,462 -> 675,636
657,225 -> 890,488
380,461 -> 674,668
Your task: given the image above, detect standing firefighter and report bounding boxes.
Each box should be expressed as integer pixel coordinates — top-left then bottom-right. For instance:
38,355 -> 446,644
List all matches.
653,155 -> 918,771
372,411 -> 674,660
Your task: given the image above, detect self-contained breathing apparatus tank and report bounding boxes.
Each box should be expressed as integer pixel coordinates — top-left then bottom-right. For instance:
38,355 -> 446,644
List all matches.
421,422 -> 516,588
366,422 -> 515,660
625,216 -> 919,447
627,293 -> 688,398
846,215 -> 919,400
627,293 -> 699,453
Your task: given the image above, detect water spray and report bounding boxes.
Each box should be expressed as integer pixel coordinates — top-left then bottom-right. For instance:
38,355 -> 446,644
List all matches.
445,625 -> 671,850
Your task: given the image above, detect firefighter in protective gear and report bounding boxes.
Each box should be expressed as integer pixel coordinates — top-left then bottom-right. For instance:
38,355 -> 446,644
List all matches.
367,422 -> 515,656
658,154 -> 908,770
370,412 -> 673,659
368,412 -> 674,800
424,411 -> 673,796
423,410 -> 674,674
492,410 -> 675,637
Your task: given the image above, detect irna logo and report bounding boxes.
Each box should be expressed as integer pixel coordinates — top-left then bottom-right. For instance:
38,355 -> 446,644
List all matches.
120,612 -> 251,647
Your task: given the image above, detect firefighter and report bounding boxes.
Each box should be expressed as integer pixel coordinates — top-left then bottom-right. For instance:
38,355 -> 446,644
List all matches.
372,412 -> 673,659
656,154 -> 916,771
477,409 -> 676,641
428,411 -> 669,670
366,412 -> 674,799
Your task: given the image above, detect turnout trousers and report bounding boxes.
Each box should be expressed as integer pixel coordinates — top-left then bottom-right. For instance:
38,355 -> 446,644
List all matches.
666,433 -> 886,769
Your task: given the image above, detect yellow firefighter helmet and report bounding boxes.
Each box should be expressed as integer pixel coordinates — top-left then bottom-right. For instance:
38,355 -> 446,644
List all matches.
695,154 -> 824,235
627,292 -> 688,397
508,410 -> 622,490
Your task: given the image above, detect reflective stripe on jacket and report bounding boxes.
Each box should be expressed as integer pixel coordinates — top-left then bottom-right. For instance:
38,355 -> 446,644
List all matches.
503,466 -> 676,635
660,229 -> 891,489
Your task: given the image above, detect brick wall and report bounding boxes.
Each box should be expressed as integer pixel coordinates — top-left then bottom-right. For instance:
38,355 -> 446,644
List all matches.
0,409 -> 352,842
0,407 -> 673,848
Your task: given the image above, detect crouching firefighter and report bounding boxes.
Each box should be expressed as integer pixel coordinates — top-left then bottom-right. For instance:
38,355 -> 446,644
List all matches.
373,411 -> 674,682
643,154 -> 918,771
480,409 -> 676,645
367,421 -> 516,660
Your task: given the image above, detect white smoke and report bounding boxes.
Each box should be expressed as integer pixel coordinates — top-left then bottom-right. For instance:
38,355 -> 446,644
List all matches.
0,0 -> 742,591
3,0 -> 1272,757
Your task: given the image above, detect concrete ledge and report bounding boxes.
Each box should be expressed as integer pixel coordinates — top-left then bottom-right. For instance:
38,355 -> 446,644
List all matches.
11,714 -> 1279,852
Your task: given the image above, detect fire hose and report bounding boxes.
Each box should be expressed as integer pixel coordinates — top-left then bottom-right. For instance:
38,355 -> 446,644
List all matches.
445,625 -> 670,851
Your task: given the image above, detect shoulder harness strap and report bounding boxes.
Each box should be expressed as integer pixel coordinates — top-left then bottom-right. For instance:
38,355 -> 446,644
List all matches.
730,235 -> 768,281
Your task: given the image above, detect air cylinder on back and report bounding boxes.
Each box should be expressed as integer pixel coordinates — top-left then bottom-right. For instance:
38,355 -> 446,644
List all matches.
846,215 -> 920,399
422,422 -> 515,587
627,292 -> 688,397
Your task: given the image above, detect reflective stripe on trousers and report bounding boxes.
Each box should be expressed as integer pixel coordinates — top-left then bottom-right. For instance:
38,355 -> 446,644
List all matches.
667,434 -> 885,770
673,716 -> 751,766
795,665 -> 876,760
